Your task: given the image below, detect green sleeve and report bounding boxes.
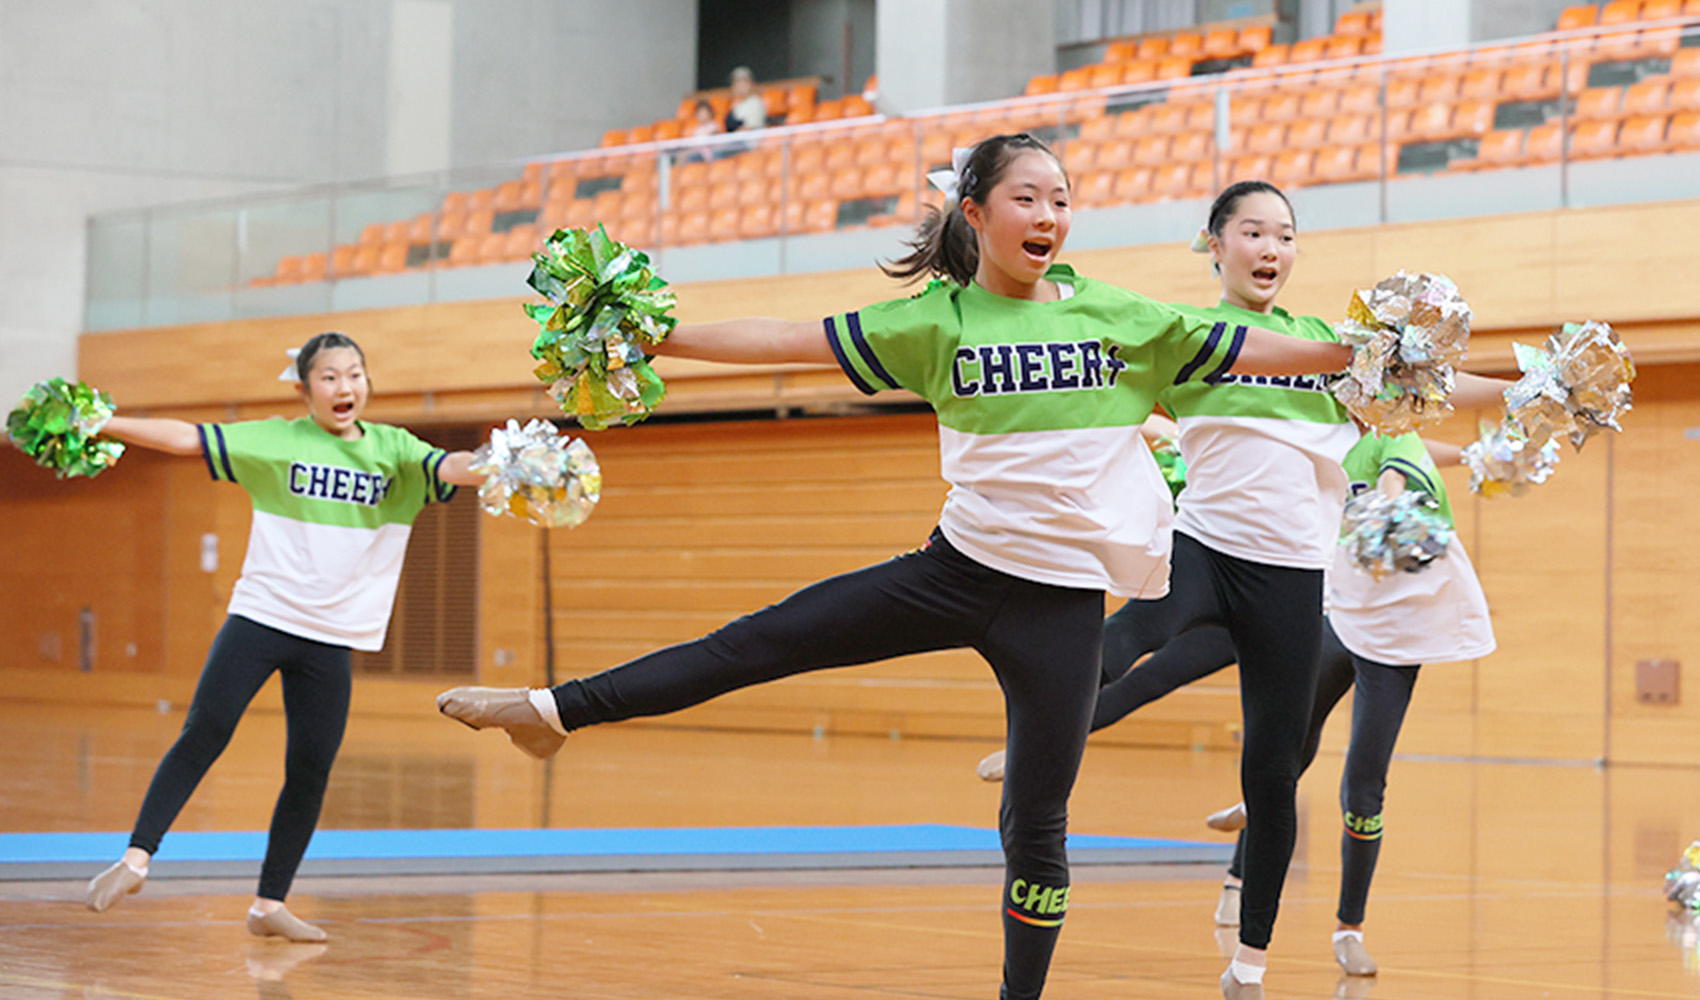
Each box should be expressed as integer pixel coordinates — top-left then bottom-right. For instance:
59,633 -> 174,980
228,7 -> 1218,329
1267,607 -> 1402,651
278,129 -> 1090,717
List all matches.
823,286 -> 950,398
1377,433 -> 1442,498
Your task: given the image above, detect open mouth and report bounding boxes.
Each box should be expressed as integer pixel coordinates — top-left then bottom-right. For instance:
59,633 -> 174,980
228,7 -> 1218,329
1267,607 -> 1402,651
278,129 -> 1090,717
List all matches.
1022,239 -> 1053,260
332,402 -> 355,416
1252,267 -> 1279,282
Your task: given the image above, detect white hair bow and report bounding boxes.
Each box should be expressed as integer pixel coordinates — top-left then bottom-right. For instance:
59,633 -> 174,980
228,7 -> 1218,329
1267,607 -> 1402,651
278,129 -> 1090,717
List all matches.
1189,227 -> 1212,254
277,347 -> 301,382
925,147 -> 975,204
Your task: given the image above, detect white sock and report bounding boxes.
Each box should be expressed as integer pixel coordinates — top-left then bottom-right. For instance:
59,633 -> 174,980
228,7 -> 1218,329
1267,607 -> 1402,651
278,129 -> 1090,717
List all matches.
248,904 -> 271,919
529,688 -> 568,736
1333,929 -> 1364,944
1228,959 -> 1266,985
124,860 -> 148,878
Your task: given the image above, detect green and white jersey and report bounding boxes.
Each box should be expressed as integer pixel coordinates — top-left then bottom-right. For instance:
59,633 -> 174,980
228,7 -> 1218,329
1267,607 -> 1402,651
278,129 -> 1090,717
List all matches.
826,265 -> 1242,598
198,418 -> 455,651
1328,432 -> 1495,665
1160,301 -> 1360,570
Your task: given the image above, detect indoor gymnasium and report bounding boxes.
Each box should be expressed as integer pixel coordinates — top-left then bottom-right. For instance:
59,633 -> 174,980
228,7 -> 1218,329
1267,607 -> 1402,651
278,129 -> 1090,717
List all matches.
1,1 -> 1698,998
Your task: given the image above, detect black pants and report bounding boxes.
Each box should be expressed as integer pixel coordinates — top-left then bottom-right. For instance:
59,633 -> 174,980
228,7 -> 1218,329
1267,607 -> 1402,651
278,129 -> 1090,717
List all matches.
1099,532 -> 1323,950
1227,625 -> 1419,926
550,531 -> 1103,1000
130,615 -> 351,901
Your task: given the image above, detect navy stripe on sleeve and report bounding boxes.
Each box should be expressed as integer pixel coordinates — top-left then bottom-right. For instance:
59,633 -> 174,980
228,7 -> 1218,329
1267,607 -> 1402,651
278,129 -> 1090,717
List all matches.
825,316 -> 880,396
1173,322 -> 1226,384
425,450 -> 457,503
845,312 -> 899,391
1201,324 -> 1246,383
195,424 -> 219,481
211,425 -> 236,483
1384,457 -> 1439,496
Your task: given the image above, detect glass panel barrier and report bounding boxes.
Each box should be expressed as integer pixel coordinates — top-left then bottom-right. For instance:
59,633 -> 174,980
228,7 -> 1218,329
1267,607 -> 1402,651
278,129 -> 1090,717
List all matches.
83,20 -> 1700,331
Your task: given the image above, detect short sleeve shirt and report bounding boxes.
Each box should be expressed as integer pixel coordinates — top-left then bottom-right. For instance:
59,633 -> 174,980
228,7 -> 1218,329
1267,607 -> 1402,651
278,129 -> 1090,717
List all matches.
825,265 -> 1242,597
1158,301 -> 1359,570
1327,432 -> 1495,665
198,418 -> 455,650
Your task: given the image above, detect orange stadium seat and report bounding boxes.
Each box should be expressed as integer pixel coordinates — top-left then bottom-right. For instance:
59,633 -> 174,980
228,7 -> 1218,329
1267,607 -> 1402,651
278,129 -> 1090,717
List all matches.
1170,32 -> 1205,58
1673,48 -> 1700,75
1156,56 -> 1194,79
1270,149 -> 1314,186
1459,67 -> 1504,99
1419,73 -> 1463,104
1521,122 -> 1566,162
1262,91 -> 1302,120
1239,25 -> 1274,51
1096,138 -> 1136,170
1557,4 -> 1601,30
1385,75 -> 1423,107
652,120 -> 683,141
1461,128 -> 1526,170
1120,60 -> 1160,85
1672,77 -> 1700,109
1113,166 -> 1155,201
1340,81 -> 1381,113
1057,68 -> 1093,92
1576,86 -> 1626,119
1570,118 -> 1622,156
1599,0 -> 1644,24
1452,100 -> 1496,135
1617,113 -> 1670,150
1171,131 -> 1211,160
1311,143 -> 1369,181
1103,41 -> 1140,62
1289,37 -> 1329,64
1501,61 -> 1561,100
1635,26 -> 1682,57
1025,74 -> 1060,96
1132,135 -> 1173,164
1151,161 -> 1203,197
1184,102 -> 1219,131
1336,9 -> 1375,35
1203,28 -> 1241,57
1354,142 -> 1385,177
1641,0 -> 1682,16
1079,114 -> 1117,142
1286,117 -> 1328,146
1223,153 -> 1273,183
1299,87 -> 1343,118
1150,102 -> 1191,132
1247,122 -> 1288,152
1668,110 -> 1700,147
1325,36 -> 1365,59
1592,30 -> 1643,60
1407,102 -> 1455,139
1326,113 -> 1373,144
1088,63 -> 1122,88
785,199 -> 837,234
1138,37 -> 1169,60
737,204 -> 778,240
1252,44 -> 1291,68
1074,170 -> 1115,205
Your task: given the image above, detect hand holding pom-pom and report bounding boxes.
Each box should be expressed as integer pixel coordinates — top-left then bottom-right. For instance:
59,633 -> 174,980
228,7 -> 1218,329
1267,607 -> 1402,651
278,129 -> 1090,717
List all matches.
1330,272 -> 1473,436
1666,841 -> 1700,910
526,225 -> 677,430
7,378 -> 125,479
469,418 -> 602,528
1462,419 -> 1561,498
1339,486 -> 1454,581
1503,320 -> 1635,450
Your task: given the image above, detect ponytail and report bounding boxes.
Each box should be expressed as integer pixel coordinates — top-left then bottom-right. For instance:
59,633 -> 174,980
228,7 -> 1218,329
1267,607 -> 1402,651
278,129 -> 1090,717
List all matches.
880,132 -> 1067,287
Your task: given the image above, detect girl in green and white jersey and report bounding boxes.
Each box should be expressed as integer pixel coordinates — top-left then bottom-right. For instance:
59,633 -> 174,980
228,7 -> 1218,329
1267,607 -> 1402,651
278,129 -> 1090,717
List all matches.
83,332 -> 491,941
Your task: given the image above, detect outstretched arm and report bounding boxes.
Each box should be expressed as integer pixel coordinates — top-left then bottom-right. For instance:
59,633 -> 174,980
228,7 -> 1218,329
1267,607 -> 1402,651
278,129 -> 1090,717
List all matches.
101,416 -> 201,456
438,451 -> 490,486
1421,439 -> 1464,468
654,318 -> 834,366
1451,371 -> 1516,411
1140,412 -> 1179,442
1228,328 -> 1352,377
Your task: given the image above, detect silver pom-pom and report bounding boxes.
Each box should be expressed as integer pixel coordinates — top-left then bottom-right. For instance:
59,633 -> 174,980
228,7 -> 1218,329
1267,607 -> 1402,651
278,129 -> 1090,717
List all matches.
469,418 -> 602,528
1667,842 -> 1700,910
1339,487 -> 1454,581
1461,419 -> 1562,498
1503,321 -> 1635,450
1331,271 -> 1473,437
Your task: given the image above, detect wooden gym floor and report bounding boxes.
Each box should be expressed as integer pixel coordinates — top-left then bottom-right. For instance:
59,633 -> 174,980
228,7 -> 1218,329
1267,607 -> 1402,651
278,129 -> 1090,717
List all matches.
1,700 -> 1697,999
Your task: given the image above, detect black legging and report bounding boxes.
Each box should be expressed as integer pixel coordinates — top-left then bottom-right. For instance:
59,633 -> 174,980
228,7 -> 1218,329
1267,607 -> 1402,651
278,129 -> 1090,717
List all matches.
130,614 -> 351,901
1099,532 -> 1323,950
1227,625 -> 1419,926
550,531 -> 1103,1000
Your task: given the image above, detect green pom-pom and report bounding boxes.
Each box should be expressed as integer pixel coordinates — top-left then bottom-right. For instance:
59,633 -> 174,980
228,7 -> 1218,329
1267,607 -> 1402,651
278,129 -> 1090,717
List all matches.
526,224 -> 678,430
1150,435 -> 1187,499
7,378 -> 124,479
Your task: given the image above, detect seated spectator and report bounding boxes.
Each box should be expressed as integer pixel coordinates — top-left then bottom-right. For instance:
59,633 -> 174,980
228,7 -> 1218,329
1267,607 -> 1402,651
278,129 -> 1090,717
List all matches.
724,67 -> 768,132
683,99 -> 724,162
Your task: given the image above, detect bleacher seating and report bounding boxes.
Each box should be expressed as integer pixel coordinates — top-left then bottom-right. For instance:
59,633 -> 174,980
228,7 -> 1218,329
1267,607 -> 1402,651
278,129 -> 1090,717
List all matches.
256,2 -> 1700,287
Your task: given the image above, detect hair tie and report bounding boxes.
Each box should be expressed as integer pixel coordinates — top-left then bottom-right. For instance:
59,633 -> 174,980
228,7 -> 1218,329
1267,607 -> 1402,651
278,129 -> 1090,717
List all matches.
926,146 -> 977,205
277,347 -> 302,382
1188,227 -> 1212,254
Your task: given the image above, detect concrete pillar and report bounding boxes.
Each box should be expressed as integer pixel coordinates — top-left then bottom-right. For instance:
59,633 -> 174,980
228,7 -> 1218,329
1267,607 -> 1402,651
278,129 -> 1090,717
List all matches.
875,0 -> 1057,114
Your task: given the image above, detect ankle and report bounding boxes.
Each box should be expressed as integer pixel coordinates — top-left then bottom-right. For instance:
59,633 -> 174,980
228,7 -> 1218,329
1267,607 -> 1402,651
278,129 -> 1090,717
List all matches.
121,847 -> 151,872
250,898 -> 284,916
